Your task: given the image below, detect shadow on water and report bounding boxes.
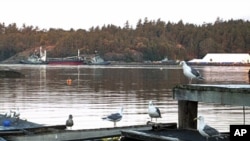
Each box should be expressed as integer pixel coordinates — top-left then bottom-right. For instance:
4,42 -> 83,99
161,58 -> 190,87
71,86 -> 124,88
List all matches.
0,70 -> 24,78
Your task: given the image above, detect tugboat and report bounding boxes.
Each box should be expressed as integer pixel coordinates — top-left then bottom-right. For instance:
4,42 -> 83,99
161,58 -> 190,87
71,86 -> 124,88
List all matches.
20,47 -> 47,64
85,55 -> 110,65
84,51 -> 110,65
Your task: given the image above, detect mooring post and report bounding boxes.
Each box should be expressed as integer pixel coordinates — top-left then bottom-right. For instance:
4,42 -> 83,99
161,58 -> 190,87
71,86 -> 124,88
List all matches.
178,100 -> 197,129
248,69 -> 250,83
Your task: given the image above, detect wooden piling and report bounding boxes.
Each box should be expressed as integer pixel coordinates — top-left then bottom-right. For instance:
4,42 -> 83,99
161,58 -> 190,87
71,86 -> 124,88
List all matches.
178,100 -> 197,129
173,84 -> 250,130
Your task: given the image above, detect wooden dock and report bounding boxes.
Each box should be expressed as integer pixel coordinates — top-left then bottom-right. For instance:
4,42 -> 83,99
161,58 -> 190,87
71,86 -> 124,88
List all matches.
121,84 -> 249,141
3,125 -> 151,141
173,84 -> 250,129
173,84 -> 250,106
121,129 -> 229,141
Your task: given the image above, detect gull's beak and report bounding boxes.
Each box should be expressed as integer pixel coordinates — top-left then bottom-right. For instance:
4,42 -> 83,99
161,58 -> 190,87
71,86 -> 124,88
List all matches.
193,117 -> 198,121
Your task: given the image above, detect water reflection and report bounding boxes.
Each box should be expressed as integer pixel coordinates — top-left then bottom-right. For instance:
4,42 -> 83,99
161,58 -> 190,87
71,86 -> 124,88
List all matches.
0,64 -> 249,132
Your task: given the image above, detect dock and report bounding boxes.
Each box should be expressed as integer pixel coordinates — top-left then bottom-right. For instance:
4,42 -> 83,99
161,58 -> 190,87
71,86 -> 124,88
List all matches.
121,84 -> 250,141
121,129 -> 229,141
4,125 -> 151,141
173,84 -> 250,129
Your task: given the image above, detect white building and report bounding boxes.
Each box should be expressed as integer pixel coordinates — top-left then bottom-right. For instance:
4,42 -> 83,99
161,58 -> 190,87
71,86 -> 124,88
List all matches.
189,53 -> 250,64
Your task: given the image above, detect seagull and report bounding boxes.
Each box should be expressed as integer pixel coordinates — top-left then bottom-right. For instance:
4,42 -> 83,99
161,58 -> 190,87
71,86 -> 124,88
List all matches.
148,101 -> 161,122
194,116 -> 220,141
179,61 -> 204,84
66,114 -> 74,129
13,108 -> 20,119
102,107 -> 123,127
4,110 -> 12,118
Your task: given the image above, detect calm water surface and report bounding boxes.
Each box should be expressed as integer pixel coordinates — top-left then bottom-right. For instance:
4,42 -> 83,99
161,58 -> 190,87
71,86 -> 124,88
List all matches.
0,64 -> 249,132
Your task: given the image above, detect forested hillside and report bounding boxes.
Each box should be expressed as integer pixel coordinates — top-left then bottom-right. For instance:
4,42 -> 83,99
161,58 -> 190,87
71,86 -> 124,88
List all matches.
0,18 -> 249,62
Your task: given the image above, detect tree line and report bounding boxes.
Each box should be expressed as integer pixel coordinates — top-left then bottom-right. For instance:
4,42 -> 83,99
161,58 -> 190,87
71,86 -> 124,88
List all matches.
0,18 -> 249,62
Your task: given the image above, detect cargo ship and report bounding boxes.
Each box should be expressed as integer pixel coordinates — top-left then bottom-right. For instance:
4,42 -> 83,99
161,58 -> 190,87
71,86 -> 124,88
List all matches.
47,57 -> 84,65
20,48 -> 85,65
47,50 -> 85,65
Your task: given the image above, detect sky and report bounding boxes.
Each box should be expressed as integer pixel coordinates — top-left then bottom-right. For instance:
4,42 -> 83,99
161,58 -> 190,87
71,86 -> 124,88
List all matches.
0,0 -> 249,30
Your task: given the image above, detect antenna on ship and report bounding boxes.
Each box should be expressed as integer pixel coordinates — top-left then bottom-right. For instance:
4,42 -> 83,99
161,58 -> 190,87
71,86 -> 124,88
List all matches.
78,49 -> 81,60
39,46 -> 47,62
44,50 -> 47,62
40,46 -> 43,56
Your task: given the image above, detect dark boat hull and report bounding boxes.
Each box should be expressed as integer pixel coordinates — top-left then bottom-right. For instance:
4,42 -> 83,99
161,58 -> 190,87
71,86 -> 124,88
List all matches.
88,61 -> 110,65
19,60 -> 48,65
48,60 -> 84,65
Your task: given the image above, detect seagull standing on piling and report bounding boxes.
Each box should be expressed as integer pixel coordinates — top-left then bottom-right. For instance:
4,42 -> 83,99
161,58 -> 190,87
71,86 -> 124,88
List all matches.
102,107 -> 123,127
179,61 -> 204,84
66,114 -> 74,129
194,116 -> 220,141
148,101 -> 161,122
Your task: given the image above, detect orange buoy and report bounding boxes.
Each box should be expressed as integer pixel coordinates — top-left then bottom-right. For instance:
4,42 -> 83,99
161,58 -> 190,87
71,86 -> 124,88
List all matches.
67,78 -> 72,85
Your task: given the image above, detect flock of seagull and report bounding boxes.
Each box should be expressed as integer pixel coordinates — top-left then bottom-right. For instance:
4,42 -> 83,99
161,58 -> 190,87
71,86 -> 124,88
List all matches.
180,61 -> 223,140
4,108 -> 20,120
66,61 -> 221,140
100,100 -> 162,128
4,61 -> 221,140
180,61 -> 222,140
65,100 -> 162,129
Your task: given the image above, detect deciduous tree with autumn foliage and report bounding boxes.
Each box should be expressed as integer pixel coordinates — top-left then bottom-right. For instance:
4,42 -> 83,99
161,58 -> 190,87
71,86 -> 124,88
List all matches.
0,18 -> 249,62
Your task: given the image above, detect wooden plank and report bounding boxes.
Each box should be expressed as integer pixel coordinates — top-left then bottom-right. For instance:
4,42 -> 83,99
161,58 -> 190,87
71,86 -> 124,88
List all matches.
121,130 -> 179,141
173,84 -> 250,106
0,125 -> 66,135
6,125 -> 151,141
146,122 -> 177,130
121,129 -> 230,141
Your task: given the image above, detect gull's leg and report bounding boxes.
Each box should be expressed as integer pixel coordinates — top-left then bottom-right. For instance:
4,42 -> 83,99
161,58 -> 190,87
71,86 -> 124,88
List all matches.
189,78 -> 193,84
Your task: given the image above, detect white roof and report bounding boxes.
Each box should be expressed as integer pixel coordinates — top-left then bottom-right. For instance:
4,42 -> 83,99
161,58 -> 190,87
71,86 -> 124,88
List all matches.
189,53 -> 250,63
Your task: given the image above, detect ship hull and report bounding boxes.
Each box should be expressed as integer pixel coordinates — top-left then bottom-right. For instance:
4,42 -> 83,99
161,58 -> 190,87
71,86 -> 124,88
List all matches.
48,60 -> 84,65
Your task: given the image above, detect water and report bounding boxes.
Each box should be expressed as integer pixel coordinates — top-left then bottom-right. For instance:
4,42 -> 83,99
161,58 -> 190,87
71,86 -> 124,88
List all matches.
0,64 -> 249,132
